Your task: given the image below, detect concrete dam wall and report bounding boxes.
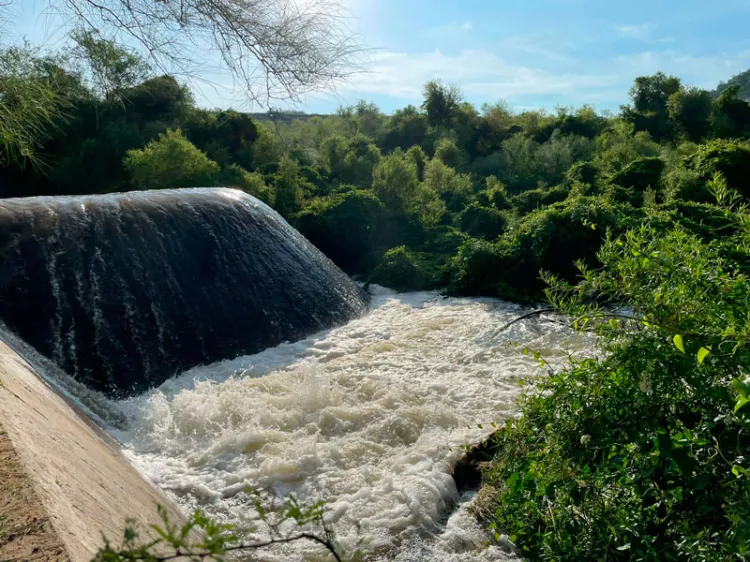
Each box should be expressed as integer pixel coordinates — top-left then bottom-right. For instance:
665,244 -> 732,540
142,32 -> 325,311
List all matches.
0,188 -> 367,396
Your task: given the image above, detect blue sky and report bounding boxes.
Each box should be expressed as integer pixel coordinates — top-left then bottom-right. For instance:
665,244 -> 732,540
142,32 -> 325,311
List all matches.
6,0 -> 750,114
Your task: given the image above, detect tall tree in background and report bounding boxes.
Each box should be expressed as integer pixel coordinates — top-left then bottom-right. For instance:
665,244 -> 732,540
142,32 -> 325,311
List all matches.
70,29 -> 150,101
422,80 -> 463,129
622,72 -> 682,141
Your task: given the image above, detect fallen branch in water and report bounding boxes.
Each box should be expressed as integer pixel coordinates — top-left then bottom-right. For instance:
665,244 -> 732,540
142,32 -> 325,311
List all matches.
495,308 -> 555,335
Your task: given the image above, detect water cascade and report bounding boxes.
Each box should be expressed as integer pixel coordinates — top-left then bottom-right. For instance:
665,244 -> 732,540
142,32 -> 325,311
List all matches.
0,188 -> 367,396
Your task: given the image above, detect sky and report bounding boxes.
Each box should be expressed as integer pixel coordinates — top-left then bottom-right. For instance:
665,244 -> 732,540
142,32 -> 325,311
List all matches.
5,0 -> 750,115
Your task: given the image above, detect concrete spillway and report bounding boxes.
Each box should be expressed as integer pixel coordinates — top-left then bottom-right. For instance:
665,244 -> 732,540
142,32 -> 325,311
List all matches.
0,188 -> 367,396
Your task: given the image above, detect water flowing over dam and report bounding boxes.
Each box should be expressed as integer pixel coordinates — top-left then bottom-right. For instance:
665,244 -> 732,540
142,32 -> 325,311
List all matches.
0,188 -> 367,396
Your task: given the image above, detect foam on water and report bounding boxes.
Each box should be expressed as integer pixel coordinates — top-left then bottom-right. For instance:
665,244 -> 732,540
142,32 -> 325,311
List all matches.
105,287 -> 590,561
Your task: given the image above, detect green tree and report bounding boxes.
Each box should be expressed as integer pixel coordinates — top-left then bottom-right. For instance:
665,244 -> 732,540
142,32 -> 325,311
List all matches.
273,156 -> 307,218
422,80 -> 463,129
711,85 -> 750,139
382,105 -> 429,151
667,86 -> 713,142
422,158 -> 473,212
372,149 -> 444,225
433,137 -> 468,169
622,72 -> 682,141
70,29 -> 150,101
0,45 -> 74,167
123,129 -> 219,190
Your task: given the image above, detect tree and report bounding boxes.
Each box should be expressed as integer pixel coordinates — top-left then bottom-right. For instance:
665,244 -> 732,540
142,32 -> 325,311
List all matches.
667,86 -> 713,142
25,0 -> 362,105
622,72 -> 682,141
711,85 -> 750,139
714,67 -> 750,101
0,45 -> 73,166
433,138 -> 467,169
123,129 -> 219,189
353,99 -> 385,139
70,29 -> 150,100
422,158 -> 473,212
273,156 -> 307,218
382,105 -> 429,151
372,149 -> 444,225
422,80 -> 463,129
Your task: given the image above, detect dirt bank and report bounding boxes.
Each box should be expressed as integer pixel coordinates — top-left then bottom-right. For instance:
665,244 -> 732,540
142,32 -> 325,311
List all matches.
0,339 -> 184,562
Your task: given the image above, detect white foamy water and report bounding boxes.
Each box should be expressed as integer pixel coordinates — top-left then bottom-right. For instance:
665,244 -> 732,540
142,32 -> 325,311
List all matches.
102,287 -> 590,561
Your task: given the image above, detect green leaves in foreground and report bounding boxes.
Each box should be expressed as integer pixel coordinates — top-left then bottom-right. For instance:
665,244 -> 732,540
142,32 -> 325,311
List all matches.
673,333 -> 685,353
484,218 -> 750,561
92,494 -> 346,562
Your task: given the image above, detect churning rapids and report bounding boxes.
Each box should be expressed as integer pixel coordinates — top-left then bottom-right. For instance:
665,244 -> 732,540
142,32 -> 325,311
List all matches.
0,189 -> 594,560
20,286 -> 591,562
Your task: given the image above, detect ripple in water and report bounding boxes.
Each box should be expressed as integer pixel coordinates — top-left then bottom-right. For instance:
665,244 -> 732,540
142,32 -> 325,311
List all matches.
106,287 -> 592,561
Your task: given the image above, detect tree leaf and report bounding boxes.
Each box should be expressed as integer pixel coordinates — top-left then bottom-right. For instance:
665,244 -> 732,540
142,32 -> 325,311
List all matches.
673,334 -> 685,353
697,346 -> 711,364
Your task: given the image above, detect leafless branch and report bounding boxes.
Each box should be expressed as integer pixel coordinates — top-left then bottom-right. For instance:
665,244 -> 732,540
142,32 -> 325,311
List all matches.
47,0 -> 364,107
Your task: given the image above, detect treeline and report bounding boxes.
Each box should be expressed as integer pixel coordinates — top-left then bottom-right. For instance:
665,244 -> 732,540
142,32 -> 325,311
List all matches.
3,38 -> 750,304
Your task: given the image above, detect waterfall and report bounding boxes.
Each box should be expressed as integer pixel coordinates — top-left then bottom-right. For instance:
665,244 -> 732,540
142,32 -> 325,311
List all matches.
0,188 -> 367,396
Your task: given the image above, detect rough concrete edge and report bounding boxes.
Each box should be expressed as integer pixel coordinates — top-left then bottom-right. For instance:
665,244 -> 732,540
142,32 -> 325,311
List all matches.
0,425 -> 71,562
0,338 -> 188,562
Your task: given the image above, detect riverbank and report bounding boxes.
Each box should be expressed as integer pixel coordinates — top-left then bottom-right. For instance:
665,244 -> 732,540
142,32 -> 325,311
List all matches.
0,338 -> 185,562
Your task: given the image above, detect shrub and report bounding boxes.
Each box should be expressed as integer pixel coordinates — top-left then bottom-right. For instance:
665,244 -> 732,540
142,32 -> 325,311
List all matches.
216,164 -> 272,203
448,197 -> 640,299
296,189 -> 389,274
663,166 -> 713,203
565,161 -> 598,187
477,176 -> 512,209
687,139 -> 750,198
456,203 -> 508,241
510,185 -> 569,214
610,156 -> 665,191
367,246 -> 442,292
483,224 -> 750,561
123,128 -> 219,190
372,149 -> 445,226
422,158 -> 473,213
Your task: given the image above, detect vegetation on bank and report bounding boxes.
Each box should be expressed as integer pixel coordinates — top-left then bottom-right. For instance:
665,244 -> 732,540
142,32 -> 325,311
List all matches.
4,28 -> 750,562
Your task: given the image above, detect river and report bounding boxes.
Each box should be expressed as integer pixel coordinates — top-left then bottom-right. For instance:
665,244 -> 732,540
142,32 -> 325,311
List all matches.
90,286 -> 591,561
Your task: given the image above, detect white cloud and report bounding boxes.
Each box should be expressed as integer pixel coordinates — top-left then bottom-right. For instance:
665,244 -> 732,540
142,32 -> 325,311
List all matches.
615,49 -> 750,88
498,33 -> 576,65
424,20 -> 474,39
615,24 -> 654,40
330,47 -> 750,110
337,49 -> 620,102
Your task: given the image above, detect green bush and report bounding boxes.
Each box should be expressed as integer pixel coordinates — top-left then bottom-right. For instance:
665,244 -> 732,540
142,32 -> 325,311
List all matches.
565,161 -> 598,186
367,246 -> 443,292
455,202 -> 508,240
510,185 -> 569,214
477,176 -> 512,209
687,139 -> 750,197
296,189 -> 389,275
483,224 -> 750,561
123,129 -> 219,190
449,197 -> 639,299
663,166 -> 713,203
216,164 -> 272,203
610,156 -> 665,191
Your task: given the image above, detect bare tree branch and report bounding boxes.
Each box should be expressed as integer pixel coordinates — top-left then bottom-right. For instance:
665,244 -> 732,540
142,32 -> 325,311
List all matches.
44,0 -> 364,107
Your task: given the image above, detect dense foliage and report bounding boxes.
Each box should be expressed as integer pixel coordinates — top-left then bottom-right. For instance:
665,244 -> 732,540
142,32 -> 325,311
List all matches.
5,43 -> 750,303
4,34 -> 750,561
483,200 -> 750,559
